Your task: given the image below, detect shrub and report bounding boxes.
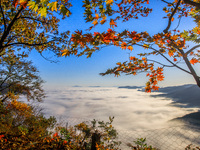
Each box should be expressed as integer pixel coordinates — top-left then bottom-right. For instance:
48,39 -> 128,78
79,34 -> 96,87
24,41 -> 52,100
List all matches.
0,96 -> 120,149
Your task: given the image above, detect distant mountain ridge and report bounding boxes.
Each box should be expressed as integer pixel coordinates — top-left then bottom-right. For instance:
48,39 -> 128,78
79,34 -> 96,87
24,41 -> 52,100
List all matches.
150,84 -> 200,125
118,86 -> 143,89
152,84 -> 200,108
118,84 -> 200,125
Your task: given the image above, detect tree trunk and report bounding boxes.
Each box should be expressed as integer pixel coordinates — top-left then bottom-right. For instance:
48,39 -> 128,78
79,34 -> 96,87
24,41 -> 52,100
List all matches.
91,132 -> 100,150
182,54 -> 200,87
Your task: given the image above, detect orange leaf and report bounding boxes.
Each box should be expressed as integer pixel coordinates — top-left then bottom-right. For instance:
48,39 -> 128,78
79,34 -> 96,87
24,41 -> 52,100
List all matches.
13,0 -> 19,7
152,86 -> 159,91
93,32 -> 100,36
168,51 -> 174,57
190,58 -> 199,65
94,14 -> 99,20
92,20 -> 98,26
121,42 -> 127,50
53,133 -> 58,137
127,46 -> 133,51
142,57 -> 146,60
157,74 -> 164,81
190,52 -> 194,55
116,62 -> 121,65
109,19 -> 117,28
130,56 -> 136,60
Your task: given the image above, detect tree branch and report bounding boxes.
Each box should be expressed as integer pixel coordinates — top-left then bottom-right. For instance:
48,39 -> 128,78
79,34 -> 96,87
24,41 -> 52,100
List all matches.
174,44 -> 200,87
39,52 -> 58,63
135,43 -> 192,75
17,16 -> 47,24
146,59 -> 177,67
3,42 -> 51,48
174,13 -> 183,30
183,0 -> 200,8
0,0 -> 6,31
0,6 -> 24,52
161,0 -> 173,6
163,0 -> 181,33
186,44 -> 200,55
0,74 -> 11,88
1,95 -> 8,103
0,81 -> 19,93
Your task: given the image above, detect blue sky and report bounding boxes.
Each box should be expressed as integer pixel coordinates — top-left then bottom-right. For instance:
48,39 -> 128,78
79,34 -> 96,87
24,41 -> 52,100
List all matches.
29,0 -> 198,88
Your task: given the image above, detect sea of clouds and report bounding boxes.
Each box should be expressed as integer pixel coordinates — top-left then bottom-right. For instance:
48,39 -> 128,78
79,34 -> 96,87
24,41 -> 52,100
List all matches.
33,85 -> 200,149
39,86 -> 198,131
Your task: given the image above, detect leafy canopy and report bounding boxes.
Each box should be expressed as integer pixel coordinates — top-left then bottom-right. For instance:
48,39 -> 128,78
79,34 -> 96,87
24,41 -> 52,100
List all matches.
0,0 -> 72,57
64,0 -> 200,92
0,50 -> 45,102
1,0 -> 200,92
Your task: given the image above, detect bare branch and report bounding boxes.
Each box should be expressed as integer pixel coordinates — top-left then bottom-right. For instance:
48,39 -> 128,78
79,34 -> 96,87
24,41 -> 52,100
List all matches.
161,0 -> 173,6
147,59 -> 176,67
186,44 -> 200,55
0,81 -> 19,93
174,14 -> 183,30
39,52 -> 58,63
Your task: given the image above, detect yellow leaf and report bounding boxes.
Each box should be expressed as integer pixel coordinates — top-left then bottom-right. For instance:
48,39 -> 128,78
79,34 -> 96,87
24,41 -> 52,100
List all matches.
95,14 -> 99,20
27,1 -> 36,10
48,2 -> 58,12
19,0 -> 26,4
92,20 -> 98,26
105,0 -> 113,5
143,44 -> 149,49
61,49 -> 69,56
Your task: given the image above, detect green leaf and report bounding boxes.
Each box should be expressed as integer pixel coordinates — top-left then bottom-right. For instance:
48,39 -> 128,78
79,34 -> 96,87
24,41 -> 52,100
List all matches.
60,5 -> 71,17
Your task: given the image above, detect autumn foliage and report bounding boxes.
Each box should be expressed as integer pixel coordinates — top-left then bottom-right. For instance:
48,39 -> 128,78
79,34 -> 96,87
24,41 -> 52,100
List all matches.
0,95 -> 121,150
1,0 -> 200,148
64,0 -> 200,92
1,0 -> 200,91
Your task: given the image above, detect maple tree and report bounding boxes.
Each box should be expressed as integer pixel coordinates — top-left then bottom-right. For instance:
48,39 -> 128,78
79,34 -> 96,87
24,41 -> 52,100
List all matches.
1,0 -> 200,94
62,0 -> 200,92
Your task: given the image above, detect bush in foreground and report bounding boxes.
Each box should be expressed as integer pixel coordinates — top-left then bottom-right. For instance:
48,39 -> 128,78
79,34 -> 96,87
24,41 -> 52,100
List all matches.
0,96 -> 122,149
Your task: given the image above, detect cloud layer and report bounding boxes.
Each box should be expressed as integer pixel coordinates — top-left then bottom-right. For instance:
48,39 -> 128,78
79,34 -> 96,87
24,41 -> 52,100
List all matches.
39,86 -> 198,131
